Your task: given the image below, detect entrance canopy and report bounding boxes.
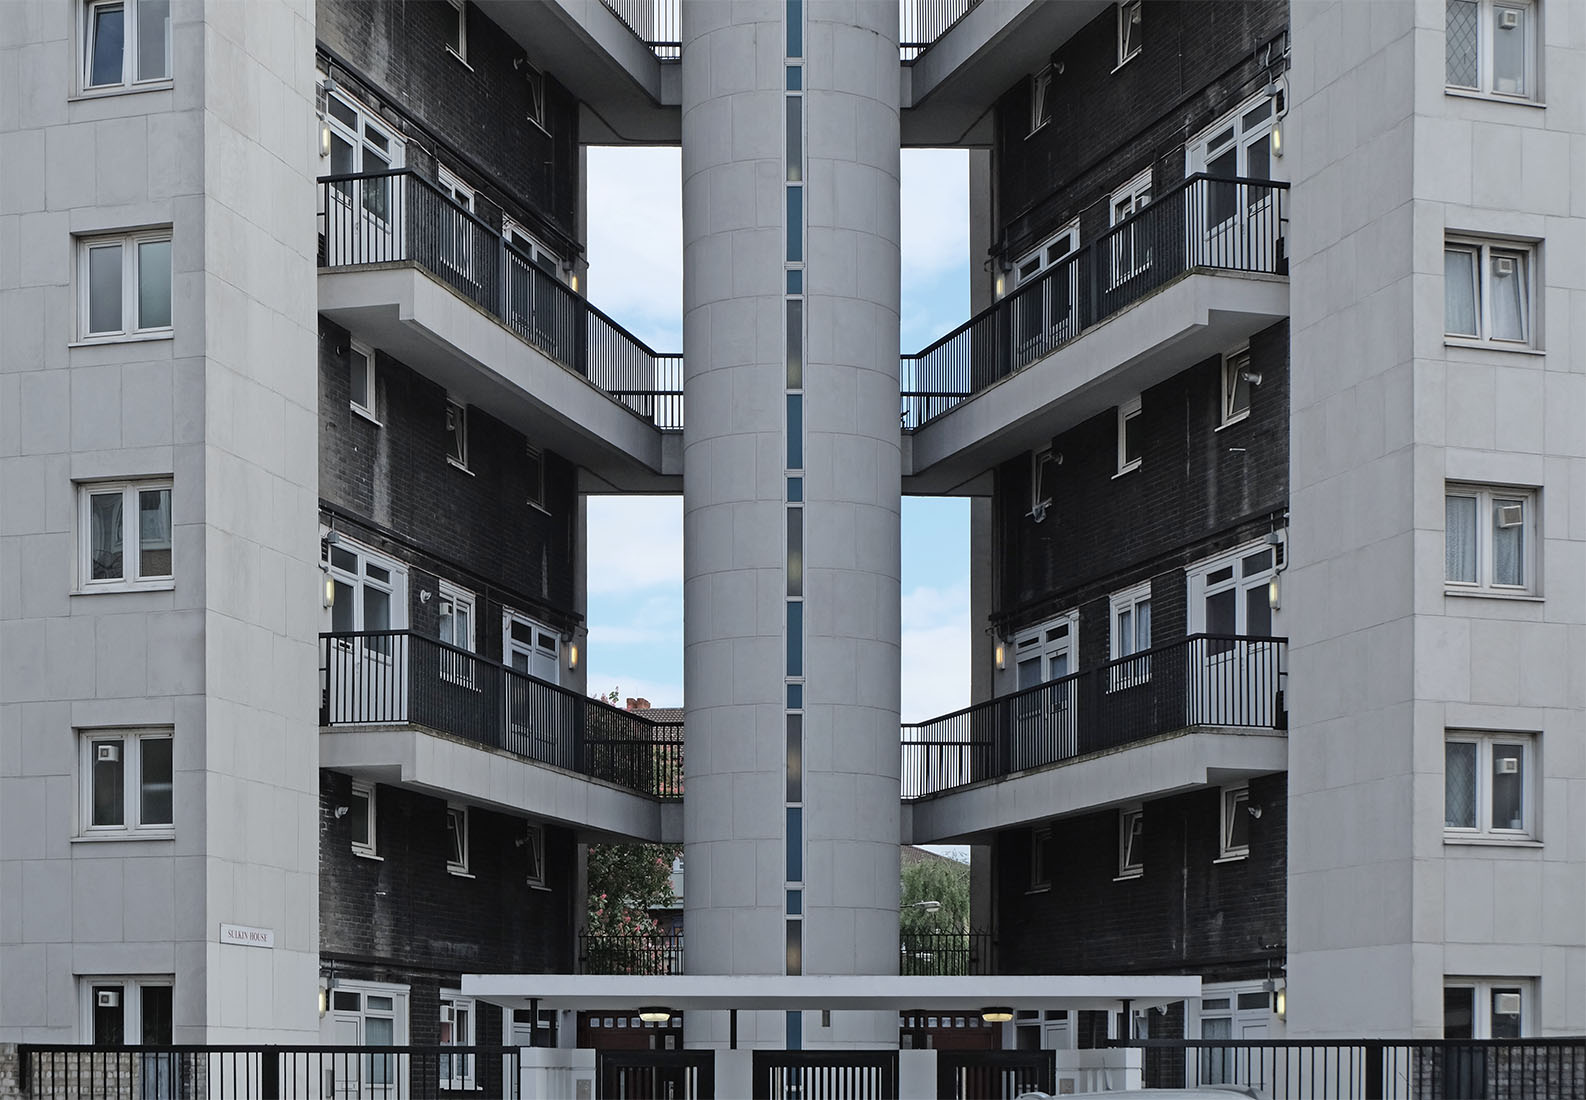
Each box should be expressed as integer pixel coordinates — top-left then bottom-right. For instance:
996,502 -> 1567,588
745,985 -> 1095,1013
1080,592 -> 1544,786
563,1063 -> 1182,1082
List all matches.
462,973 -> 1201,1013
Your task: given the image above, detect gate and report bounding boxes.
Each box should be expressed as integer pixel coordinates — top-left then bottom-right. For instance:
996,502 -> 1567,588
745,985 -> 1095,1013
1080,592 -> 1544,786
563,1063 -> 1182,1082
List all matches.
936,1050 -> 1055,1099
751,1051 -> 899,1099
597,1049 -> 714,1099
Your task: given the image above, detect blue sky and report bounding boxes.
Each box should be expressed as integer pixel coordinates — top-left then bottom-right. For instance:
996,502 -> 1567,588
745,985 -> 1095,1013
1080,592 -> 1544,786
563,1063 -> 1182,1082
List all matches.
583,148 -> 972,723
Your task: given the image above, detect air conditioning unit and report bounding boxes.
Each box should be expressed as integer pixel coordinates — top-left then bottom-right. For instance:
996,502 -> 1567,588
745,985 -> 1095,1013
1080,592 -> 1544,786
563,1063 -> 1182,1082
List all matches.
1495,992 -> 1522,1015
1497,756 -> 1520,774
1499,8 -> 1519,28
95,743 -> 121,764
1493,255 -> 1516,277
1497,502 -> 1525,528
96,989 -> 121,1009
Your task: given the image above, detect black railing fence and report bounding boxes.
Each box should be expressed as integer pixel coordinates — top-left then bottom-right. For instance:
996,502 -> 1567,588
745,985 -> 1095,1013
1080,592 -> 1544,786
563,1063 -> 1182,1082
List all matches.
18,1045 -> 522,1099
579,927 -> 686,975
938,1049 -> 1054,1100
1125,1037 -> 1586,1100
901,174 -> 1289,429
898,930 -> 992,976
320,631 -> 683,799
317,170 -> 683,430
900,0 -> 983,59
752,1051 -> 899,1100
901,634 -> 1285,799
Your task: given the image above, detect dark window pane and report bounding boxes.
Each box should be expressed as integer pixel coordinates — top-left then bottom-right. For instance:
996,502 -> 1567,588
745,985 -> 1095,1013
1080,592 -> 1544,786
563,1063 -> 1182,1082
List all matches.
90,492 -> 125,580
786,508 -> 802,596
786,96 -> 802,182
786,715 -> 802,803
89,4 -> 126,87
140,736 -> 173,826
786,186 -> 802,262
785,807 -> 802,881
786,299 -> 803,388
92,740 -> 125,826
140,984 -> 173,1045
786,600 -> 801,676
88,244 -> 124,334
1444,986 -> 1475,1039
138,488 -> 172,577
92,986 -> 126,1046
135,0 -> 169,80
1491,744 -> 1524,830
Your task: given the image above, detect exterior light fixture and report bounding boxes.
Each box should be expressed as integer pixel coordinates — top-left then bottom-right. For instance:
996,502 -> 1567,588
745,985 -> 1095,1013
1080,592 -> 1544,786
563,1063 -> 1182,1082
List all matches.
322,567 -> 335,608
1276,986 -> 1286,1017
568,642 -> 579,671
1267,575 -> 1280,610
981,1006 -> 1014,1024
994,641 -> 1006,670
906,899 -> 941,913
638,1006 -> 673,1024
1270,121 -> 1283,158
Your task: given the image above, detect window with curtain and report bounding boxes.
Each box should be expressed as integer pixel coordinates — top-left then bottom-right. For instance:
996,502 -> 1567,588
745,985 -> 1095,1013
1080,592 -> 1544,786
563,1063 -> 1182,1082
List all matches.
1445,238 -> 1534,346
81,480 -> 173,589
1445,484 -> 1535,595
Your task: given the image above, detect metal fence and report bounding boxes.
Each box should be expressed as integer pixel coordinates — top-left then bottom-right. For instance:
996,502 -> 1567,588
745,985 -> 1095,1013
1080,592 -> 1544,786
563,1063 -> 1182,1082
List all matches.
751,1051 -> 898,1100
317,170 -> 683,430
900,0 -> 983,60
18,1045 -> 523,1099
320,631 -> 684,798
898,930 -> 992,976
937,1050 -> 1053,1100
901,634 -> 1286,799
1126,1038 -> 1586,1100
901,174 -> 1289,429
579,928 -> 686,975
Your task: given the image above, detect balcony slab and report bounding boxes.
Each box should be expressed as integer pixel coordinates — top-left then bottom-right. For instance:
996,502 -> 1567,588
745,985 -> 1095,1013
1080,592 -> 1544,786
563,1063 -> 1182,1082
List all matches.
903,271 -> 1288,492
902,727 -> 1288,844
320,726 -> 683,844
319,265 -> 680,492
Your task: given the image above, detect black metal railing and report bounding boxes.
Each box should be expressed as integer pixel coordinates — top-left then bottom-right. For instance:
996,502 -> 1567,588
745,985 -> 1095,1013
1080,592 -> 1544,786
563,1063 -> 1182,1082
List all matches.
901,174 -> 1289,430
317,170 -> 683,430
900,0 -> 983,60
18,1045 -> 523,1099
752,1051 -> 899,1100
600,0 -> 681,60
320,631 -> 684,799
1123,1037 -> 1586,1100
898,930 -> 991,975
579,927 -> 686,975
901,634 -> 1286,799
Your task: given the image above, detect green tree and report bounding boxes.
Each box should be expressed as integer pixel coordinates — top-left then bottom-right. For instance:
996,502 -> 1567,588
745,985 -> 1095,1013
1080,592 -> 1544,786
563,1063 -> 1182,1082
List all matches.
900,854 -> 972,976
584,842 -> 683,974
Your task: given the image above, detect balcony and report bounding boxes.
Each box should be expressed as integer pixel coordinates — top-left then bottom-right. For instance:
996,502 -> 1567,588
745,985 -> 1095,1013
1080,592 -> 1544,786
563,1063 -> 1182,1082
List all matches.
902,635 -> 1288,841
899,930 -> 993,976
320,631 -> 682,840
579,928 -> 686,975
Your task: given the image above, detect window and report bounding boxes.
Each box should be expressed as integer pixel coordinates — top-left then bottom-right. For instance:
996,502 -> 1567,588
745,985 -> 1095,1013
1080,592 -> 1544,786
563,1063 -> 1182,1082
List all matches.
445,400 -> 469,469
437,167 -> 477,278
1446,732 -> 1535,839
325,980 -> 409,1078
444,0 -> 467,62
1110,582 -> 1151,685
1219,785 -> 1250,859
79,480 -> 173,590
1445,484 -> 1536,594
1029,824 -> 1053,891
505,612 -> 561,685
350,780 -> 378,857
1010,221 -> 1081,365
1445,239 -> 1534,346
83,978 -> 173,1045
1117,0 -> 1143,66
349,340 -> 376,420
439,993 -> 475,1089
1030,447 -> 1062,518
1029,66 -> 1054,134
83,0 -> 171,90
520,822 -> 547,887
526,445 -> 547,510
1445,979 -> 1532,1038
445,804 -> 470,874
523,61 -> 549,133
1116,395 -> 1143,474
1446,0 -> 1536,100
1118,807 -> 1144,878
79,231 -> 172,339
1222,348 -> 1253,425
81,730 -> 173,835
1198,983 -> 1273,1085
326,537 -> 406,637
438,581 -> 476,683
1109,172 -> 1152,284
322,87 -> 404,221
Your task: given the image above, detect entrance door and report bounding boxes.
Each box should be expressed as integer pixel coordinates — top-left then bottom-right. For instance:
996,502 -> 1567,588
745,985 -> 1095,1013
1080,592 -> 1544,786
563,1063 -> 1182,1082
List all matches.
1198,987 -> 1273,1091
321,87 -> 405,266
503,221 -> 569,362
1009,222 -> 1081,368
503,612 -> 564,763
1189,544 -> 1277,726
1191,95 -> 1277,269
321,982 -> 408,1100
1010,615 -> 1076,770
324,540 -> 408,724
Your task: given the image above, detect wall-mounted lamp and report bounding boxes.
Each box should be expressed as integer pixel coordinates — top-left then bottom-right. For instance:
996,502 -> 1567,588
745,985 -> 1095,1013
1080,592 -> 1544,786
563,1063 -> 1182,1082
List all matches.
638,1006 -> 673,1024
568,642 -> 579,671
1267,574 -> 1281,610
1264,978 -> 1286,1017
322,566 -> 335,609
1242,370 -> 1264,386
318,983 -> 328,1017
981,1007 -> 1014,1024
321,124 -> 332,158
1247,803 -> 1264,820
419,589 -> 432,604
1270,121 -> 1283,159
334,805 -> 350,819
995,641 -> 1006,671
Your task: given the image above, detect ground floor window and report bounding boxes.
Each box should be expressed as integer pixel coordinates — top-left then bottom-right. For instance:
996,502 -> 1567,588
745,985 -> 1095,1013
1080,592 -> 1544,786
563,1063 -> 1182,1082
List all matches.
83,977 -> 173,1045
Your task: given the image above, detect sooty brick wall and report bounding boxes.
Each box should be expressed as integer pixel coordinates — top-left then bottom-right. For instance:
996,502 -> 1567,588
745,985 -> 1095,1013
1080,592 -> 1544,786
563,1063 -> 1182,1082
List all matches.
995,773 -> 1286,981
318,320 -> 578,639
994,320 -> 1288,649
994,0 -> 1288,259
318,0 -> 579,253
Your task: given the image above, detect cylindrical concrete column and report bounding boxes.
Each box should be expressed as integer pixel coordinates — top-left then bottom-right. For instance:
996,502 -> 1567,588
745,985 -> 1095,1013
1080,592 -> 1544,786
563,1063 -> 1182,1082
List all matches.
681,0 -> 900,1050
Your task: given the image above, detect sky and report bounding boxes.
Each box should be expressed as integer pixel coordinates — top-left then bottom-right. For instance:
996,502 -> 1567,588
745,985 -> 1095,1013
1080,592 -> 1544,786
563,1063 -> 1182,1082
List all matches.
583,147 -> 973,728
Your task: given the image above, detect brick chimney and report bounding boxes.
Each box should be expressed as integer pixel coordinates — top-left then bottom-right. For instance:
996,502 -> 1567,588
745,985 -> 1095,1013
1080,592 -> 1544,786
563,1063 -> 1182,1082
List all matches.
625,697 -> 651,712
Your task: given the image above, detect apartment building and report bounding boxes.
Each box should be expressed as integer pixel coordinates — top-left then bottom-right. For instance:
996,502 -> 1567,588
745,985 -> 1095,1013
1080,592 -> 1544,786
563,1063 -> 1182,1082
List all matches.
0,0 -> 1582,1081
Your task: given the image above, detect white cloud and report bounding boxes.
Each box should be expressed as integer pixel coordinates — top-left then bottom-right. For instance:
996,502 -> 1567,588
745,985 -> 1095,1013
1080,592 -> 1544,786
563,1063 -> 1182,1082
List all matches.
900,582 -> 971,723
586,496 -> 683,595
901,149 -> 970,279
584,672 -> 684,710
585,147 -> 683,349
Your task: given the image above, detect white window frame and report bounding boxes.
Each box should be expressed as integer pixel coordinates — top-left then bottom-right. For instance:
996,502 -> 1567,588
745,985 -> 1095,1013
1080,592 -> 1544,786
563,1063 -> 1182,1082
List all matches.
446,399 -> 469,471
325,535 -> 408,635
1118,806 -> 1144,879
446,803 -> 471,875
1029,824 -> 1053,892
1011,613 -> 1078,688
1188,540 -> 1278,638
322,979 -> 410,1059
78,479 -> 174,591
1444,483 -> 1537,596
81,0 -> 172,93
1030,446 -> 1062,517
1109,580 -> 1152,688
1445,0 -> 1538,101
1108,172 -> 1153,286
79,729 -> 174,837
1221,347 -> 1253,427
1029,66 -> 1054,135
523,62 -> 550,134
1013,222 -> 1080,292
437,580 -> 477,686
1445,731 -> 1536,841
522,822 -> 547,888
1444,978 -> 1534,1038
1117,0 -> 1143,68
444,0 -> 468,64
439,991 -> 475,1089
1116,395 -> 1143,475
1218,785 -> 1250,860
350,779 -> 378,858
525,444 -> 548,511
437,166 -> 478,278
77,230 -> 174,341
1444,237 -> 1536,348
505,611 -> 561,686
80,976 -> 175,1044
349,339 -> 377,422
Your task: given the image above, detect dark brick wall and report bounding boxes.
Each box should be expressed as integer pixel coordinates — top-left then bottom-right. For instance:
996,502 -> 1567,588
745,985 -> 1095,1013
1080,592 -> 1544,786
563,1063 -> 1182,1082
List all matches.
319,771 -> 576,1042
994,0 -> 1288,259
994,772 -> 1286,982
318,319 -> 578,645
317,0 -> 580,254
994,320 -> 1288,655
